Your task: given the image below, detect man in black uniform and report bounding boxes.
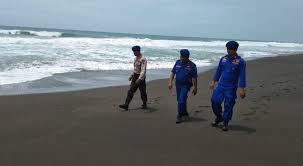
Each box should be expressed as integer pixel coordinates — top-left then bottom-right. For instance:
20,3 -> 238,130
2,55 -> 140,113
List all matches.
119,46 -> 148,110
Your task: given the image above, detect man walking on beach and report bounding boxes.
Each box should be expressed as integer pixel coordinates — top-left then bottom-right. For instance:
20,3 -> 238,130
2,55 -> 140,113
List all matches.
210,41 -> 246,131
168,49 -> 198,123
119,46 -> 148,110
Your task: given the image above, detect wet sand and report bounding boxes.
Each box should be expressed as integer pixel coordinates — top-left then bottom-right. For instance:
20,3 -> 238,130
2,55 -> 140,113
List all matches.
0,54 -> 303,166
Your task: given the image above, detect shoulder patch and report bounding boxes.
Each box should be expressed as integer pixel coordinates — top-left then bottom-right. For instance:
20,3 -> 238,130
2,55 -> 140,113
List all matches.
222,57 -> 228,63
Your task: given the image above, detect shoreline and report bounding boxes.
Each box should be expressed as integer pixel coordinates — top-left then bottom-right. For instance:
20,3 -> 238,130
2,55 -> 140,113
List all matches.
0,54 -> 303,165
1,53 -> 302,96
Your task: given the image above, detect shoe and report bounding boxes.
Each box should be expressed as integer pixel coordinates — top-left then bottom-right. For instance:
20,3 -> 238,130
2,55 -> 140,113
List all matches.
176,114 -> 183,124
141,104 -> 147,109
222,122 -> 229,131
211,117 -> 223,127
119,104 -> 129,110
182,112 -> 190,121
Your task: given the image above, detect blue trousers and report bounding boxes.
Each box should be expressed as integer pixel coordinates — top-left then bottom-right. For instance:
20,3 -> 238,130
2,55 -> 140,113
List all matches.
176,84 -> 191,114
211,86 -> 237,123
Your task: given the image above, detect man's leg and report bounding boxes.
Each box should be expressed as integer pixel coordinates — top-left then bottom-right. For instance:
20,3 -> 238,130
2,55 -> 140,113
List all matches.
211,86 -> 225,126
176,84 -> 181,101
211,86 -> 224,119
223,88 -> 237,123
222,88 -> 237,131
175,84 -> 182,123
119,78 -> 139,110
139,79 -> 148,109
178,86 -> 190,117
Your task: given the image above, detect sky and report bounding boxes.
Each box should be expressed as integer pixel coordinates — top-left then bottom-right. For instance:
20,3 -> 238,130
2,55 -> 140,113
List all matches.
0,0 -> 302,42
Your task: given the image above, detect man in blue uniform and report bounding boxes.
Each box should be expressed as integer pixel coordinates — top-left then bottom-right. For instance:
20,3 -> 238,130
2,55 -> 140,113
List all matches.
168,49 -> 198,124
210,41 -> 246,131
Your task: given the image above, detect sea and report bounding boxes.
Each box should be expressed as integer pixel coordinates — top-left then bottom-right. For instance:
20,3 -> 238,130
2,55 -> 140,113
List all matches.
1,25 -> 303,95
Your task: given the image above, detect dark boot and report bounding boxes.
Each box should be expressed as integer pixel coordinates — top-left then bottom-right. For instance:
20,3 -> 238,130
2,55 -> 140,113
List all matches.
141,103 -> 147,109
211,117 -> 224,127
119,104 -> 129,110
182,112 -> 190,121
120,79 -> 138,111
119,92 -> 133,111
222,122 -> 229,131
176,114 -> 183,124
139,79 -> 148,109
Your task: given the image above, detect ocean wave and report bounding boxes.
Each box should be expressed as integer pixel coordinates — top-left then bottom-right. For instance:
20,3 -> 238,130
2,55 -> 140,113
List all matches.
1,28 -> 303,49
0,29 -> 63,37
0,59 -> 212,85
1,32 -> 303,85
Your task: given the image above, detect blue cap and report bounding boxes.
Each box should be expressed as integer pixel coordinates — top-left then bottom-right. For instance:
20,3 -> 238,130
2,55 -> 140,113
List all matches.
226,41 -> 239,50
180,49 -> 190,57
132,46 -> 141,51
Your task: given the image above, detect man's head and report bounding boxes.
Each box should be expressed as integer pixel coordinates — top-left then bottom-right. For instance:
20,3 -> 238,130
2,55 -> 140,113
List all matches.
180,49 -> 190,63
226,41 -> 239,56
132,46 -> 141,56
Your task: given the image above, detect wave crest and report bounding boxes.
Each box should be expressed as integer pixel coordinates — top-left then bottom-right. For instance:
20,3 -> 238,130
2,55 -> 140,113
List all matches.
0,29 -> 63,37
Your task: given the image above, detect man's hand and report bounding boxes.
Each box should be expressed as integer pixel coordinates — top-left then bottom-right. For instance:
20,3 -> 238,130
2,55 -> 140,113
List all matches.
168,72 -> 175,90
135,79 -> 141,85
168,82 -> 173,90
129,75 -> 133,81
239,88 -> 246,99
192,87 -> 197,96
210,81 -> 216,90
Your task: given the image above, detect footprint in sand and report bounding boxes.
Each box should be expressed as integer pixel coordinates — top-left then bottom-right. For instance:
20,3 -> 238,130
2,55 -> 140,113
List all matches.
192,109 -> 204,116
241,112 -> 258,121
261,95 -> 271,102
198,105 -> 211,109
241,95 -> 271,120
194,110 -> 203,113
282,88 -> 291,93
250,106 -> 260,111
243,117 -> 252,121
260,103 -> 269,108
243,109 -> 257,116
290,85 -> 297,90
272,92 -> 280,97
272,80 -> 293,89
261,110 -> 269,115
193,105 -> 211,113
148,96 -> 163,105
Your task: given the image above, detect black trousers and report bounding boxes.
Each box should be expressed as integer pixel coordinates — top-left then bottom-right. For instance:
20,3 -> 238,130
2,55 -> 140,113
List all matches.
124,74 -> 147,105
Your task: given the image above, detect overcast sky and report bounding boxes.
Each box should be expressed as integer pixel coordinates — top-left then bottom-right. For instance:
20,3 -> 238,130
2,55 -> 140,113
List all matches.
0,0 -> 302,42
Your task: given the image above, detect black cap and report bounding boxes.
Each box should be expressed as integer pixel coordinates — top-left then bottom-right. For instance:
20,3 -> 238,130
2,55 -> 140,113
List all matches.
226,41 -> 239,50
132,46 -> 141,51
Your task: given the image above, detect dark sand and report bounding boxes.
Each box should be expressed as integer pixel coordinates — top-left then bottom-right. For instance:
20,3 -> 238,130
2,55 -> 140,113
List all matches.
1,54 -> 303,166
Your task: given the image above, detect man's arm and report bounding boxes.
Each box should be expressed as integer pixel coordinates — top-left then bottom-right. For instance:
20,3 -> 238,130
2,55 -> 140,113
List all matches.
192,77 -> 198,95
239,60 -> 246,98
168,62 -> 177,90
168,72 -> 175,90
211,59 -> 222,89
191,65 -> 198,95
129,73 -> 134,81
130,58 -> 136,81
138,58 -> 147,80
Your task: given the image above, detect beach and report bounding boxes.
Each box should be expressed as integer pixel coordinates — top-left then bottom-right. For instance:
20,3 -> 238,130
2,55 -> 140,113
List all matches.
0,54 -> 303,166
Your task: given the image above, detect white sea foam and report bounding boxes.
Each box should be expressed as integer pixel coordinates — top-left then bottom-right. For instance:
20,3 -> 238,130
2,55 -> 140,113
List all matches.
0,34 -> 303,85
0,29 -> 62,37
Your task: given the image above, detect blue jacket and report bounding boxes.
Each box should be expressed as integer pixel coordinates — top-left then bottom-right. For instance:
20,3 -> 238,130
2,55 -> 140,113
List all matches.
172,60 -> 198,86
213,55 -> 246,88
